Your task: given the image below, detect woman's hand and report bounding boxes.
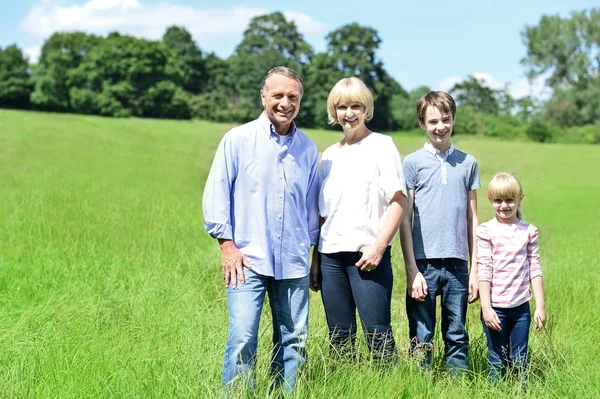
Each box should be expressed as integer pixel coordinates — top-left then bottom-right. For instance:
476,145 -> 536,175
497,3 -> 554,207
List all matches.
355,245 -> 384,272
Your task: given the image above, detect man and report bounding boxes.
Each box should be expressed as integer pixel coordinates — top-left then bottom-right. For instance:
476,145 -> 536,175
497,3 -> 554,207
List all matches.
202,66 -> 319,391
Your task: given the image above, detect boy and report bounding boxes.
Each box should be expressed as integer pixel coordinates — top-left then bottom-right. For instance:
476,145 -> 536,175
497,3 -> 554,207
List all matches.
399,91 -> 480,374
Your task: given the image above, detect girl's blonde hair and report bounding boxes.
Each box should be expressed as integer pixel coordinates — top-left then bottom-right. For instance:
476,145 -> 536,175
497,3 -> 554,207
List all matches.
326,77 -> 374,125
487,172 -> 524,219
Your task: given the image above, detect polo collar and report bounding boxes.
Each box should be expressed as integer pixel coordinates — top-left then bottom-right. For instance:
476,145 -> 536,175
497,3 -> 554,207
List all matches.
424,142 -> 454,158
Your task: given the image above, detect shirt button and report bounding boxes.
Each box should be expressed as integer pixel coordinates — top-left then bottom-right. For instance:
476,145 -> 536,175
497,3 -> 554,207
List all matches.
276,234 -> 281,239
279,175 -> 283,179
279,195 -> 283,199
277,215 -> 282,219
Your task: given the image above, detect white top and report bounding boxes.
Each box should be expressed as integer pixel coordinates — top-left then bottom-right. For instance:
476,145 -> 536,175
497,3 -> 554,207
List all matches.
318,132 -> 407,253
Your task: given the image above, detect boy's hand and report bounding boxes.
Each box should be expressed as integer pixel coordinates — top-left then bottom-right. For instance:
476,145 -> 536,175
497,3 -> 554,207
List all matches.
482,307 -> 502,331
309,254 -> 320,292
356,245 -> 383,272
407,268 -> 428,301
468,272 -> 480,303
534,307 -> 547,331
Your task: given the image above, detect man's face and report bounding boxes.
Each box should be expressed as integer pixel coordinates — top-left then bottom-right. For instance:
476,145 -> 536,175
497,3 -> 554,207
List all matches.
261,73 -> 302,134
419,106 -> 455,152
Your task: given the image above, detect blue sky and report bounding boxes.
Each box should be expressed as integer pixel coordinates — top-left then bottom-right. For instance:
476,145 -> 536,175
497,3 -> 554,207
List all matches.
1,0 -> 597,97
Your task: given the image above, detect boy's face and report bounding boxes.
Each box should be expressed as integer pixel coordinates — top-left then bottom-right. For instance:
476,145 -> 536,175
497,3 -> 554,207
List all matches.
419,106 -> 454,152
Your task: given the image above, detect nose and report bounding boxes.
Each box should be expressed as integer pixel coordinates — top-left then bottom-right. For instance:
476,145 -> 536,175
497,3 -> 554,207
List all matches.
436,121 -> 445,130
280,96 -> 290,108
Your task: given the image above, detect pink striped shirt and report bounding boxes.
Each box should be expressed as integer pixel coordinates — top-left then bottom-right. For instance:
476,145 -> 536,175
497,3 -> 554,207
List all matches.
477,218 -> 543,308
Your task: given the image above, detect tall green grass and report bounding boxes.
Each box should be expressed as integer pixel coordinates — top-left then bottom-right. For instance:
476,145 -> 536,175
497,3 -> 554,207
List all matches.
1,109 -> 598,397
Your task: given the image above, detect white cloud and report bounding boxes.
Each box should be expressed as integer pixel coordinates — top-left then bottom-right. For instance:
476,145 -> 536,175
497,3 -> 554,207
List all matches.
24,45 -> 41,63
20,0 -> 327,50
437,71 -> 552,100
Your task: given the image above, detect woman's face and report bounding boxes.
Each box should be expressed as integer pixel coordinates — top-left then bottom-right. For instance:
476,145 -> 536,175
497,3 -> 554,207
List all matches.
335,102 -> 366,130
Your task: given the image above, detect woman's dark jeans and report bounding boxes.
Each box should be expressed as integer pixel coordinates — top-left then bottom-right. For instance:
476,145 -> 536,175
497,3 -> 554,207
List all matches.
319,247 -> 396,362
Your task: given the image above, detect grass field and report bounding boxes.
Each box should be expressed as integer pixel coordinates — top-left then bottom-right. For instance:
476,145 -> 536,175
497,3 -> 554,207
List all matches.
1,109 -> 599,398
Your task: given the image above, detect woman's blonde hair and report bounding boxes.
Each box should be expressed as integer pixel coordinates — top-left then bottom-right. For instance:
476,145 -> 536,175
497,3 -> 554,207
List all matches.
326,77 -> 374,125
487,172 -> 524,219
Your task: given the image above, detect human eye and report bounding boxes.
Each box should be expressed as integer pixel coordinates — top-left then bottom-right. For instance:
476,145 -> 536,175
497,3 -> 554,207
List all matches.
272,93 -> 283,99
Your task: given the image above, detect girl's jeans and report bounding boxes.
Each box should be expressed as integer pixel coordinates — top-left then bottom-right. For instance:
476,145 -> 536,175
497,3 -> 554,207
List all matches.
481,301 -> 531,384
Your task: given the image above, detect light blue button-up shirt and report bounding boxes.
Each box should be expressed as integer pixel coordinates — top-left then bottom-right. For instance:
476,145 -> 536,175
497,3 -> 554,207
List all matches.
202,112 -> 320,279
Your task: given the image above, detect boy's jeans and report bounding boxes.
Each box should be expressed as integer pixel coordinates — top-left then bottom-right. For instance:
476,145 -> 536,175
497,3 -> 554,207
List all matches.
406,258 -> 469,374
222,269 -> 309,392
481,301 -> 531,384
319,247 -> 396,362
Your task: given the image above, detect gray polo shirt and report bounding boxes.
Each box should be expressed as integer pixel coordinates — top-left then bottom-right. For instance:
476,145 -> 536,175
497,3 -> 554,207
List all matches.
403,145 -> 480,261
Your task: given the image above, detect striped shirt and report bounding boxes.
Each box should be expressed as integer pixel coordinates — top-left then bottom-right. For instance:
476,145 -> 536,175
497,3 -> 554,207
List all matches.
477,218 -> 543,308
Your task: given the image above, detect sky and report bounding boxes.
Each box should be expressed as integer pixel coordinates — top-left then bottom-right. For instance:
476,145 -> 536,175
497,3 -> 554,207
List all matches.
0,0 -> 597,98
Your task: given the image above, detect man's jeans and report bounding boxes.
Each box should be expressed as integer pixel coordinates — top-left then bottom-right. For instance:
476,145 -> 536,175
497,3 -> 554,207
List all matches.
406,258 -> 469,373
319,247 -> 396,361
222,269 -> 309,392
481,301 -> 531,384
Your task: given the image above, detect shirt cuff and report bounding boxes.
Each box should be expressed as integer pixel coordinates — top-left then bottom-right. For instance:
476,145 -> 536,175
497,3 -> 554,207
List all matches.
204,220 -> 233,240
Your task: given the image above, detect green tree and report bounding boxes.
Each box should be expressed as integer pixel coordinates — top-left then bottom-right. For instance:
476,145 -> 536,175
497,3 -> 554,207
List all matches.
450,76 -> 501,115
31,32 -> 100,111
521,9 -> 600,89
67,33 -> 188,118
229,12 -> 314,117
0,45 -> 33,109
162,26 -> 206,94
391,86 -> 430,131
305,23 -> 406,131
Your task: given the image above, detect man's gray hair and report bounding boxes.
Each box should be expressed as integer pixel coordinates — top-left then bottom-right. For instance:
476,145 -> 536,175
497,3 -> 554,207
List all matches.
261,66 -> 304,95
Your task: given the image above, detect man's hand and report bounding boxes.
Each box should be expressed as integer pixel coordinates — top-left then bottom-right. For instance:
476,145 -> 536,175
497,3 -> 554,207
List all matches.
219,239 -> 251,288
468,271 -> 480,303
482,306 -> 502,331
406,265 -> 428,301
534,307 -> 547,331
309,253 -> 320,292
355,245 -> 384,272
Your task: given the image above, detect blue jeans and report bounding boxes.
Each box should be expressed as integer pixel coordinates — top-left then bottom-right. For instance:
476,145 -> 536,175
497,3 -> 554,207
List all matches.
222,268 -> 309,392
406,258 -> 469,373
481,302 -> 531,384
319,247 -> 396,361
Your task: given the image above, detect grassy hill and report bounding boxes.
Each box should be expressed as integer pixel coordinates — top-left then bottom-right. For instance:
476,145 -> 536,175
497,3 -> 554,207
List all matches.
1,109 -> 599,397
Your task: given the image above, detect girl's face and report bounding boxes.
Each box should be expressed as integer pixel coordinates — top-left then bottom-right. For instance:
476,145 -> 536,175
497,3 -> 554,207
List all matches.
491,197 -> 521,224
335,102 -> 366,130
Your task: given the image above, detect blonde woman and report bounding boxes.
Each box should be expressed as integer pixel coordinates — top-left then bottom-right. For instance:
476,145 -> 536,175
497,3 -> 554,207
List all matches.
310,77 -> 406,362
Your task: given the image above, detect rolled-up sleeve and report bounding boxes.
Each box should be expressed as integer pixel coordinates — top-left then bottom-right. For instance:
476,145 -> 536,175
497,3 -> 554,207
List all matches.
202,132 -> 238,240
306,149 -> 320,246
477,224 -> 493,281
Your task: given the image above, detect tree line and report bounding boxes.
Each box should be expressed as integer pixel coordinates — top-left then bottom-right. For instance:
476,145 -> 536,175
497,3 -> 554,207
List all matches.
1,9 -> 599,143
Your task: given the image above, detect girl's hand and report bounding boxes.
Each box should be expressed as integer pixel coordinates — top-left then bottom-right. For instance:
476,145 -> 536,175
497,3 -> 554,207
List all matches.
356,245 -> 384,272
482,307 -> 502,331
534,307 -> 547,331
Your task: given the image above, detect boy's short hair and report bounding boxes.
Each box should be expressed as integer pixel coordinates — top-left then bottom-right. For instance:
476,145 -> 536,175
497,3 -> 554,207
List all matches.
327,77 -> 374,125
416,91 -> 456,124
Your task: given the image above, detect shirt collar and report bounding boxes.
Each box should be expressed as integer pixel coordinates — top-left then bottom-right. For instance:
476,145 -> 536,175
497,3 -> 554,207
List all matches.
259,112 -> 297,138
424,142 -> 454,158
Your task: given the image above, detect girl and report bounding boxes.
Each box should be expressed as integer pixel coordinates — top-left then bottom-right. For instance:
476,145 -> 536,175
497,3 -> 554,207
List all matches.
477,172 -> 547,383
309,77 -> 407,362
